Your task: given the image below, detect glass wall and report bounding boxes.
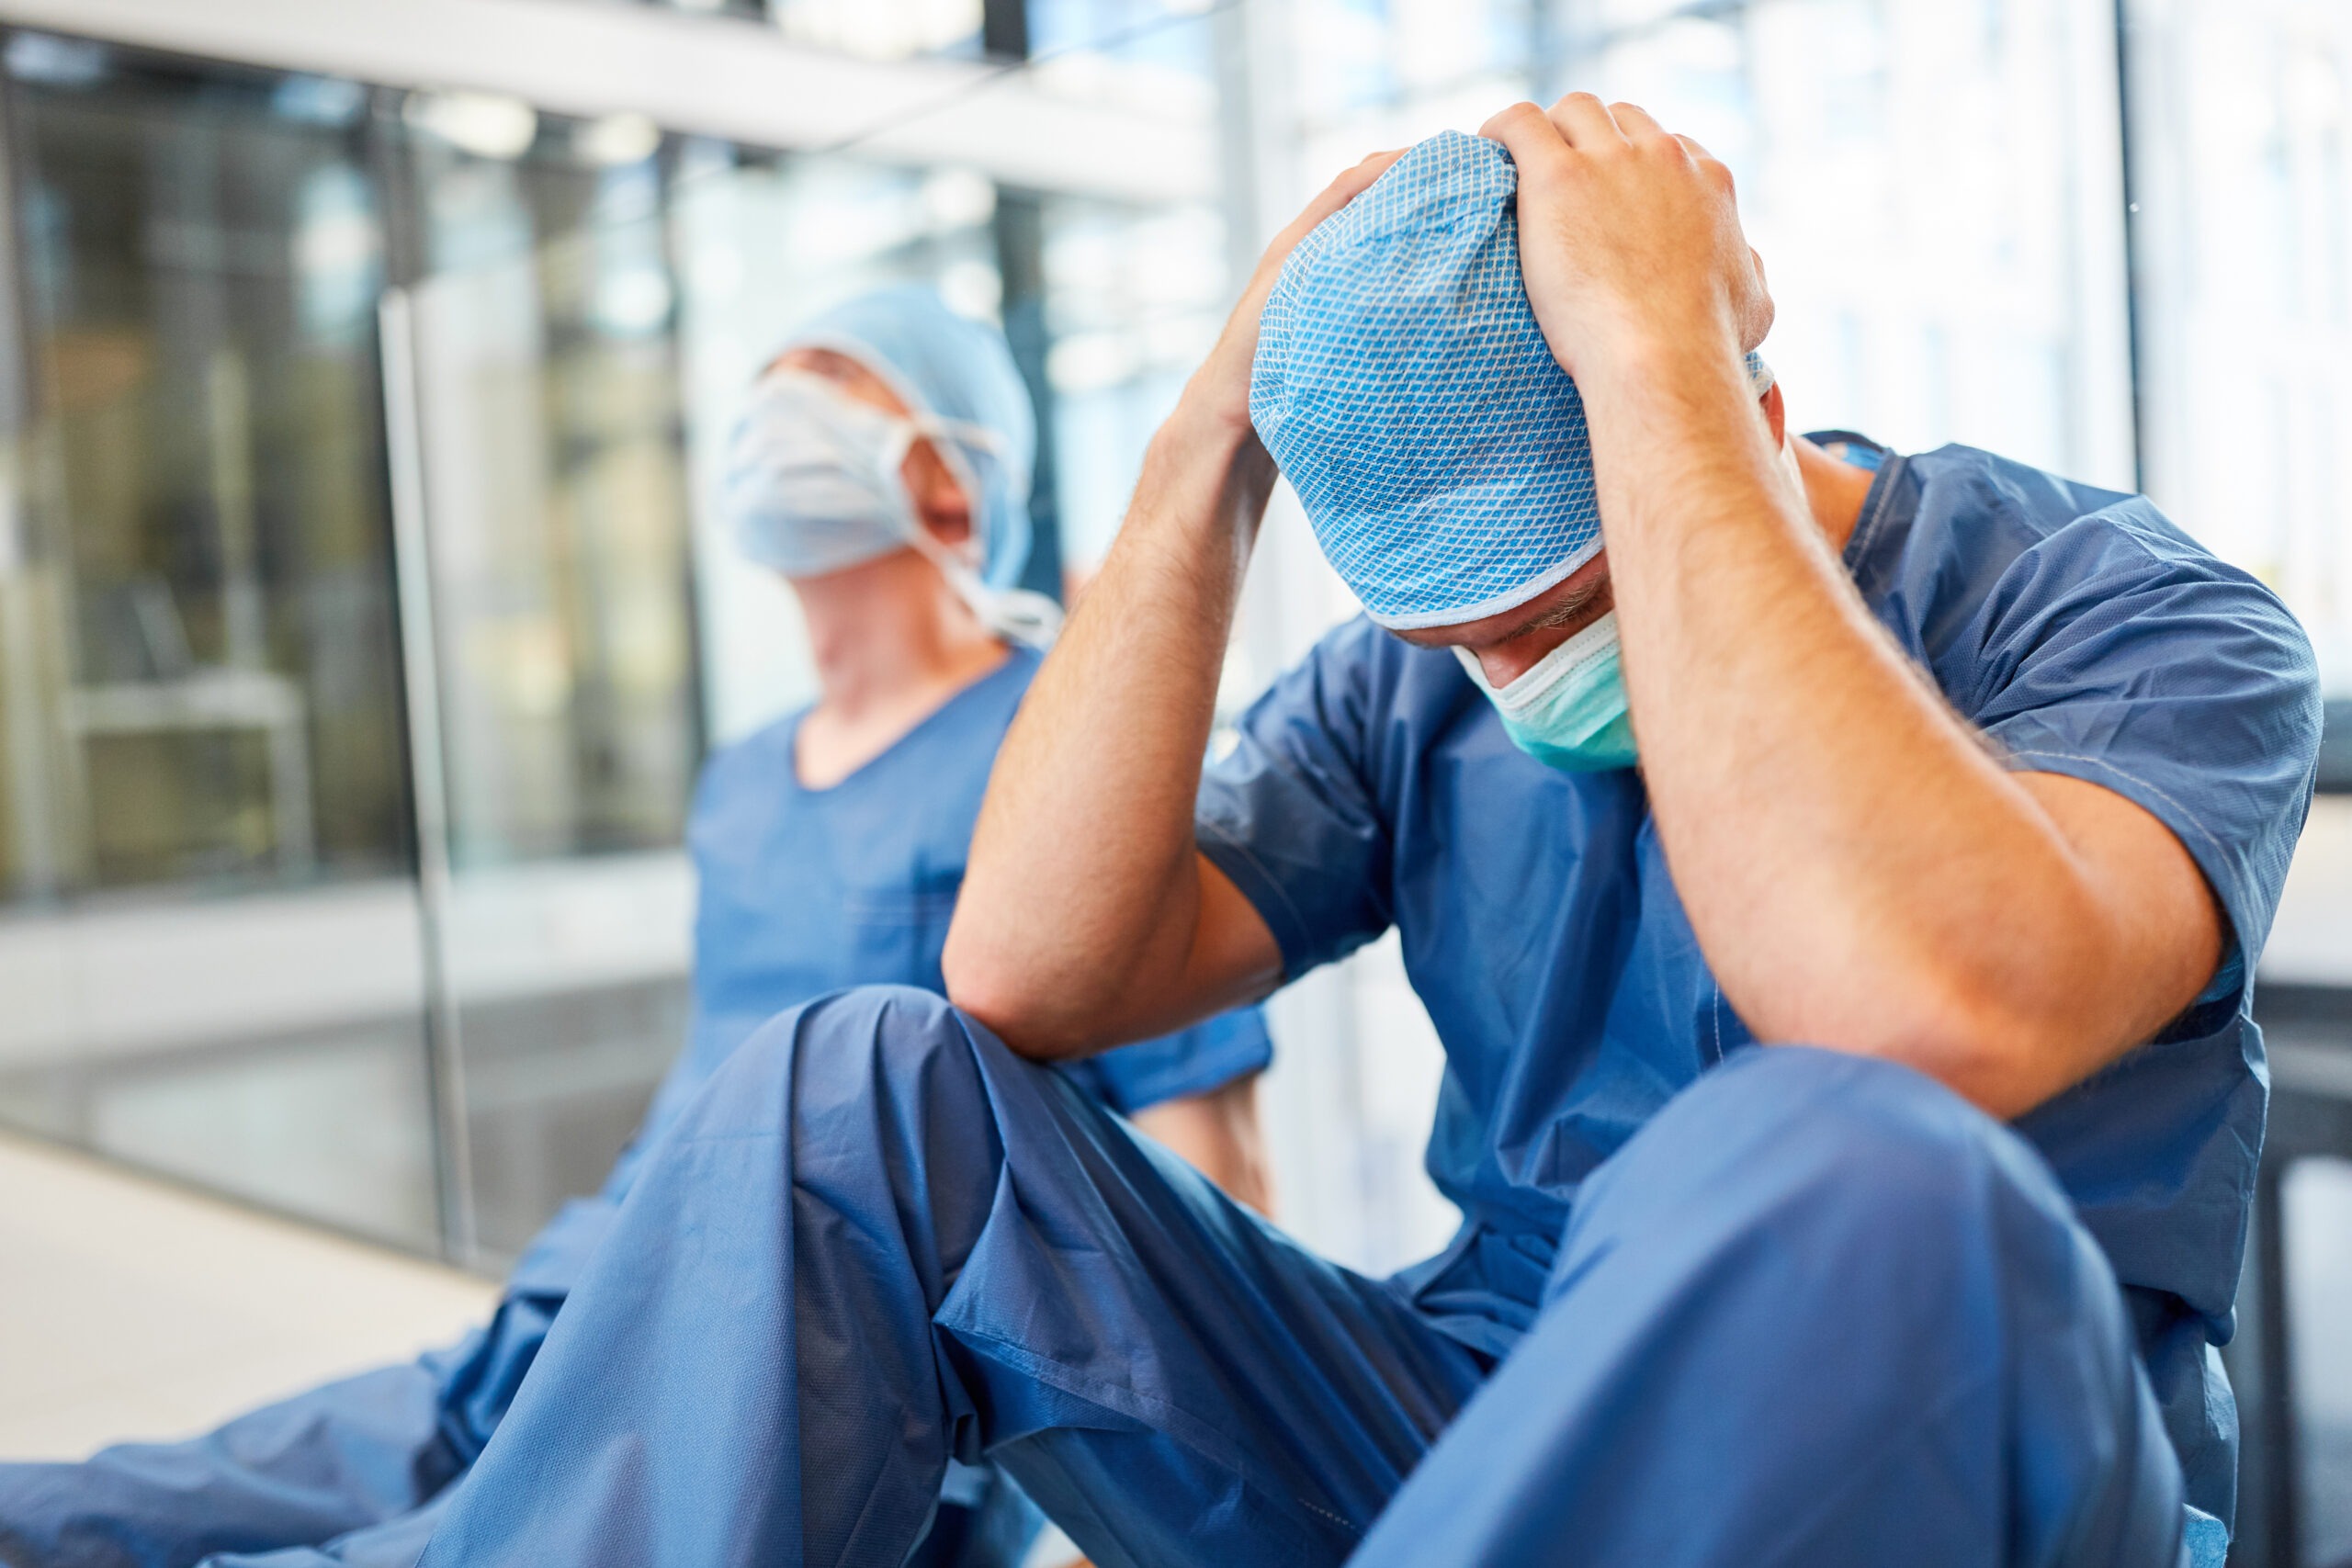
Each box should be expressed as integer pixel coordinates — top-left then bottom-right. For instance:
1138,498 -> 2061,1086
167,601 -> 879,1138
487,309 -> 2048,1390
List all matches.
2122,5 -> 2352,1561
393,99 -> 706,1258
0,39 -> 438,1247
0,25 -> 1192,1270
1276,0 -> 2135,487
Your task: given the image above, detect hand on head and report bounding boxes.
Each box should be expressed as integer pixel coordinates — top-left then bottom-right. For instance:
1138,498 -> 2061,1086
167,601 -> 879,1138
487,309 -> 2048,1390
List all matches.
1187,94 -> 1770,447
1479,95 -> 1772,387
1186,147 -> 1407,438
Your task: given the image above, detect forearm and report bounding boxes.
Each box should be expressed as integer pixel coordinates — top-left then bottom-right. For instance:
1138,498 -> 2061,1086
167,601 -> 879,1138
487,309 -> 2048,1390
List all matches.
1584,343 -> 2144,1111
944,403 -> 1271,1055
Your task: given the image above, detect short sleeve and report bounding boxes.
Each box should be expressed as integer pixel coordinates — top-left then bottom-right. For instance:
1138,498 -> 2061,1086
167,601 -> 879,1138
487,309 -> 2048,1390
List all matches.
1967,505 -> 2322,994
1064,1006 -> 1274,1115
1193,622 -> 1397,979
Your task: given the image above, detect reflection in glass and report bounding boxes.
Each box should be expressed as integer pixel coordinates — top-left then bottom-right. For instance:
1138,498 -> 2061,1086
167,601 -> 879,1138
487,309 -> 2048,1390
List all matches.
400,107 -> 706,1259
0,42 -> 437,1247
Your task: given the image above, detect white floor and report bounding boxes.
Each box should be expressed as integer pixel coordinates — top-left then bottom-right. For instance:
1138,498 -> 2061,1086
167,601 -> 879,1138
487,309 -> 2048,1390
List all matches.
0,1129 -> 497,1461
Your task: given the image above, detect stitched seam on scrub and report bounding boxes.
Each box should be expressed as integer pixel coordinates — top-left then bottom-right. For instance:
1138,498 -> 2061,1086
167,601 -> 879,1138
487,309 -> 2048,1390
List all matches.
1194,816 -> 1319,961
1997,749 -> 2232,870
1841,453 -> 1904,570
942,1324 -> 1370,1540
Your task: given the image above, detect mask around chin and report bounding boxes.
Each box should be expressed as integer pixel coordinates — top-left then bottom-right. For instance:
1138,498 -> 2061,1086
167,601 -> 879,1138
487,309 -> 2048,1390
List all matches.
1453,429 -> 1801,774
1453,610 -> 1639,773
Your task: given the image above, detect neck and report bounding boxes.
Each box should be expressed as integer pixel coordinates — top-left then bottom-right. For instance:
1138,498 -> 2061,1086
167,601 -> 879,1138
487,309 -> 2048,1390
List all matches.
1792,434 -> 1879,556
793,550 -> 1005,721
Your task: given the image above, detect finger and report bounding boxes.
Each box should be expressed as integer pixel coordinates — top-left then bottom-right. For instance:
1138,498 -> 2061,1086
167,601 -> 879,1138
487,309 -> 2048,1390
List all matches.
1674,134 -> 1736,194
1315,147 -> 1404,213
1480,100 -> 1571,172
1546,91 -> 1627,150
1272,149 -> 1404,253
1745,249 -> 1776,351
1611,101 -> 1670,143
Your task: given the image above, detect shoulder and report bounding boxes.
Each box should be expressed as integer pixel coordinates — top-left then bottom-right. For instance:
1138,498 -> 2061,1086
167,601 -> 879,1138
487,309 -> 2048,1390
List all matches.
1236,615 -> 1472,760
1863,446 -> 2311,678
689,710 -> 807,839
699,709 -> 805,788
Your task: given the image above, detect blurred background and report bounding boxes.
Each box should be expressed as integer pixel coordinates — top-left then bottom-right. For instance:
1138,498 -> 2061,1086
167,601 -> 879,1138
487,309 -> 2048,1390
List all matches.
0,0 -> 2343,1562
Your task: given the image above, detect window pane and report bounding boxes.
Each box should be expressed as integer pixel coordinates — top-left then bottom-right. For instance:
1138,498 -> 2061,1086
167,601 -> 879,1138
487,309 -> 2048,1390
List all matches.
411,127 -> 1026,1260
2128,0 -> 2352,694
1279,0 -> 2137,488
0,40 -> 438,1248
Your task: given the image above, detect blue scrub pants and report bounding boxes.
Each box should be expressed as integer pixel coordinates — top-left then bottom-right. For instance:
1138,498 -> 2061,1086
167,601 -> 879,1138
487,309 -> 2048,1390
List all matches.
408,985 -> 2187,1567
0,1138 -> 1036,1568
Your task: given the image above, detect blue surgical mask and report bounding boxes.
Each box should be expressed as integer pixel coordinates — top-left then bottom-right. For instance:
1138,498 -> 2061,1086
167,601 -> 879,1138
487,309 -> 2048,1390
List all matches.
1453,610 -> 1638,773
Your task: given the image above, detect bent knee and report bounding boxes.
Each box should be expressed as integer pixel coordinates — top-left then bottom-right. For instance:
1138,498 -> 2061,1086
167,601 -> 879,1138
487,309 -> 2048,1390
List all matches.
1733,1045 -> 2073,1219
1587,1045 -> 2085,1271
681,986 -> 990,1139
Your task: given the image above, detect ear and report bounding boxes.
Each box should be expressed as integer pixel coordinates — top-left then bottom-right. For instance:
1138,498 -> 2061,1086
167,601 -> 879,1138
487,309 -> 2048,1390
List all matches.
903,437 -> 976,551
1761,380 -> 1788,447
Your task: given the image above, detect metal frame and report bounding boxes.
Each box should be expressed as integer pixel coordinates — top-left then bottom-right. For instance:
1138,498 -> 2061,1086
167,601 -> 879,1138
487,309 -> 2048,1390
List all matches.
379,287 -> 480,1267
0,0 -> 1214,206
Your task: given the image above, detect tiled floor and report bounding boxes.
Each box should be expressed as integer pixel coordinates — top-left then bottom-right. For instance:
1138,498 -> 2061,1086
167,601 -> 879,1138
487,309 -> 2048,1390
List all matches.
0,1130 -> 496,1460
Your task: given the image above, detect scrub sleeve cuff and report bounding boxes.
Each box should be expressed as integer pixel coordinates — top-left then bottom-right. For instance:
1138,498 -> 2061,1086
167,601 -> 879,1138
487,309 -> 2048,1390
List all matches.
1995,748 -> 2254,1005
1195,817 -> 1323,980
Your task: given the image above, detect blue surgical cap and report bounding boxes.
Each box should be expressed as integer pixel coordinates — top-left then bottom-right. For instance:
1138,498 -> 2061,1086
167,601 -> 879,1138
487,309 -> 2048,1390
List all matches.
777,287 -> 1037,589
1251,130 -> 1773,630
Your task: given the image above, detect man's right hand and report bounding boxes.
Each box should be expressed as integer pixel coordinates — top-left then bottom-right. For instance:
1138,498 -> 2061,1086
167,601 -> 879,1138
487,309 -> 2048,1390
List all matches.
1180,149 -> 1405,442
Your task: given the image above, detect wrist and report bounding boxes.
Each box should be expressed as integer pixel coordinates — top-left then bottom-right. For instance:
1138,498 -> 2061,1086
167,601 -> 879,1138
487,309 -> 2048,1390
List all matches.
1146,393 -> 1273,532
1563,312 -> 1746,402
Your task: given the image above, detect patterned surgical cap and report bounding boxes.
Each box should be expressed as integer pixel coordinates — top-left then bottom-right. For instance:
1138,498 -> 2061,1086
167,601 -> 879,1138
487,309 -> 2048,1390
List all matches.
1251,130 -> 1772,629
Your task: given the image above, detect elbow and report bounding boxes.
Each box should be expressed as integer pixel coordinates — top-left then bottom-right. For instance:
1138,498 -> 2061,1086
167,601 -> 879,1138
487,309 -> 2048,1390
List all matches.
1867,991 -> 2053,1121
1781,941 -> 2102,1121
941,937 -> 1091,1062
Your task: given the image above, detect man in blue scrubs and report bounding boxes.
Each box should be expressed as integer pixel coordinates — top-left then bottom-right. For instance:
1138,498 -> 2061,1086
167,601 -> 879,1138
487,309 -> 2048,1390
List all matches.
409,101 -> 2321,1567
0,290 -> 1269,1568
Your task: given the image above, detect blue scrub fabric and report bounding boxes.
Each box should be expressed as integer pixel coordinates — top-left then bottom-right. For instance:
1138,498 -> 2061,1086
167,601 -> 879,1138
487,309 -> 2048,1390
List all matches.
1193,440 -> 2319,1535
393,441 -> 2313,1565
413,994 -> 2180,1568
0,646 -> 1269,1568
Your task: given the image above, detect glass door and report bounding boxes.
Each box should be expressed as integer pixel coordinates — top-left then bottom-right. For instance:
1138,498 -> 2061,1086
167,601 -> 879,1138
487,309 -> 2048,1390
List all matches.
0,39 -> 440,1249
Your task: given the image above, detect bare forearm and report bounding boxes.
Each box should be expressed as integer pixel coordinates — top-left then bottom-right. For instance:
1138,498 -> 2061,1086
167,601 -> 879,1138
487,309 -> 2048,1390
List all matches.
945,406 -> 1270,1055
1584,344 -> 2148,1111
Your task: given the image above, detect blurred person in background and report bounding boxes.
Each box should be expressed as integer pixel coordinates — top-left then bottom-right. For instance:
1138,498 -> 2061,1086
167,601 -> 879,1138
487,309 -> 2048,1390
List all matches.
0,288 -> 1272,1568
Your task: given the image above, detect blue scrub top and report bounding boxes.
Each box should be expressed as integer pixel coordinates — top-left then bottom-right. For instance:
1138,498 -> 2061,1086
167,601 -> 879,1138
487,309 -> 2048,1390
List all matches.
1195,440 -> 2320,1525
645,645 -> 1272,1142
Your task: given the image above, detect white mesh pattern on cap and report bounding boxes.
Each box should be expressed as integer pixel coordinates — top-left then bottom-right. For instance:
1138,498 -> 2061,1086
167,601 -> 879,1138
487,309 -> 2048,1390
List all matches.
1251,130 -> 1770,630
